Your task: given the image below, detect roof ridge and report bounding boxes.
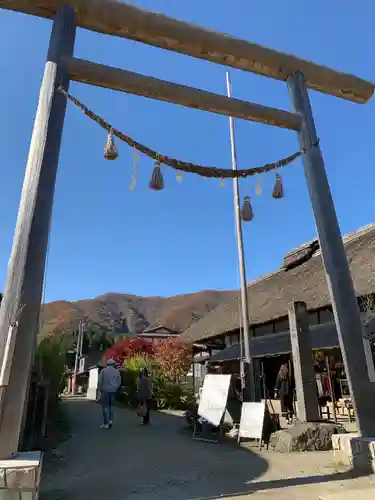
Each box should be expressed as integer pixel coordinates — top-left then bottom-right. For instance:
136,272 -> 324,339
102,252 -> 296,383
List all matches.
182,220 -> 375,342
244,221 -> 375,290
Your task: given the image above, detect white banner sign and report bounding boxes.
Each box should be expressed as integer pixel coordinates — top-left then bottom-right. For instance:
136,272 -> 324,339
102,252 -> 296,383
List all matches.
86,367 -> 99,400
197,374 -> 231,427
239,401 -> 266,440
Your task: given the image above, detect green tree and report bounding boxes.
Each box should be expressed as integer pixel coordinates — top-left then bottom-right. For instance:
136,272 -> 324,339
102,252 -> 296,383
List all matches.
36,337 -> 67,409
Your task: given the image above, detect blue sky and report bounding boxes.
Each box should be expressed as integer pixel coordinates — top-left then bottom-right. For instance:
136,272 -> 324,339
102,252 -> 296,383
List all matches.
0,0 -> 374,303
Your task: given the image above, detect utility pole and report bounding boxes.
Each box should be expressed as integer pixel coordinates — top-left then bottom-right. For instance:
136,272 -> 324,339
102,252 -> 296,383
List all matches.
226,72 -> 256,402
72,320 -> 84,395
0,6 -> 76,459
288,71 -> 375,436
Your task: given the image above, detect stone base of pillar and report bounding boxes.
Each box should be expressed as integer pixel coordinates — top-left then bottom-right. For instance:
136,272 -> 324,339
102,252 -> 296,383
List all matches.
269,421 -> 344,452
332,433 -> 375,474
0,451 -> 42,499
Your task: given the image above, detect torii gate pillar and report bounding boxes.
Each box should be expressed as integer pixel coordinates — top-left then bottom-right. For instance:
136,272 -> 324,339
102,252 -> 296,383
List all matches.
0,6 -> 76,458
288,72 -> 375,436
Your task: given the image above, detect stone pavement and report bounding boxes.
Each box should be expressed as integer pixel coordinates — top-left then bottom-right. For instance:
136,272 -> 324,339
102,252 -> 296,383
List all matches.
40,398 -> 375,500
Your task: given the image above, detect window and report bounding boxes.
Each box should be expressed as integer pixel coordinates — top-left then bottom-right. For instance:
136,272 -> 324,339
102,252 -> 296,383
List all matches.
308,311 -> 319,325
253,323 -> 274,337
319,308 -> 334,324
274,318 -> 289,333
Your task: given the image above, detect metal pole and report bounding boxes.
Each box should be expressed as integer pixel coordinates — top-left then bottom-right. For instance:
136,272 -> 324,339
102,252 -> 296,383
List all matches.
0,5 -> 76,458
226,72 -> 255,401
288,71 -> 375,436
239,324 -> 245,396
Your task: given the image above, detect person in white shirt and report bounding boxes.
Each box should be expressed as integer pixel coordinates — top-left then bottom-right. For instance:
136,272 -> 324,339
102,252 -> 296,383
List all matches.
98,359 -> 121,429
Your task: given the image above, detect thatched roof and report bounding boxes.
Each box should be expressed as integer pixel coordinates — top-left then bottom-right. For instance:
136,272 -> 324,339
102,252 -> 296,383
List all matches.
181,223 -> 375,343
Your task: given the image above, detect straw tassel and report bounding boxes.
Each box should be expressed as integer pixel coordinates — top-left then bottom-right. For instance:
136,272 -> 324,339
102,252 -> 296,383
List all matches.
128,149 -> 139,191
256,176 -> 262,195
241,196 -> 254,222
104,128 -> 118,160
149,160 -> 164,190
272,173 -> 284,199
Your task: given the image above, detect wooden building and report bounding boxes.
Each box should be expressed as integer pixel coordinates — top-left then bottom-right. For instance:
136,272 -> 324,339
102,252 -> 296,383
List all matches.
138,325 -> 180,345
181,223 -> 375,392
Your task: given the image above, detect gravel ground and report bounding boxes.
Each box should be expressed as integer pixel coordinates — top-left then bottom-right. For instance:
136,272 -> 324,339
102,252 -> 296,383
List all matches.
40,398 -> 375,500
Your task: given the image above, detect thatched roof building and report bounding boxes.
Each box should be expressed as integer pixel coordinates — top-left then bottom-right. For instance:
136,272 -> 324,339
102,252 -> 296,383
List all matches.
181,222 -> 375,344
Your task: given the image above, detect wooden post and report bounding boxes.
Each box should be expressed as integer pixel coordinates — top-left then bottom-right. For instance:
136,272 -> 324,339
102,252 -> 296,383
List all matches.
0,5 -> 76,458
288,72 -> 375,436
325,356 -> 338,423
288,301 -> 319,422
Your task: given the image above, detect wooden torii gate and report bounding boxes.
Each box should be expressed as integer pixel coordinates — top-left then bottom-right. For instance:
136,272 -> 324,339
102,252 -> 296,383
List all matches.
0,0 -> 374,458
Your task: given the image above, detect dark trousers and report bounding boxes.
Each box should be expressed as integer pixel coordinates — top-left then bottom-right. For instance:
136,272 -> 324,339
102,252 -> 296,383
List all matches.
101,392 -> 114,426
142,399 -> 151,424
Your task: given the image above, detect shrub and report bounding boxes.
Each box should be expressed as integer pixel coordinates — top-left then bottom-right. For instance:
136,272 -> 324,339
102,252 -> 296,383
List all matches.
157,382 -> 195,411
118,354 -> 163,407
153,338 -> 192,383
104,337 -> 154,367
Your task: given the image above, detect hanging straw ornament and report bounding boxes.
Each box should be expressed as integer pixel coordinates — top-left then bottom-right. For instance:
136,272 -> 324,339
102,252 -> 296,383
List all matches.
220,178 -> 225,188
176,171 -> 183,184
104,128 -> 118,160
256,175 -> 262,195
149,160 -> 164,190
272,173 -> 284,199
128,149 -> 139,191
241,196 -> 254,222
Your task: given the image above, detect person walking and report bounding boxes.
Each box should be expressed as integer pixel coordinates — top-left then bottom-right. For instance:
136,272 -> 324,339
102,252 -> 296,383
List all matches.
98,358 -> 121,429
137,368 -> 152,426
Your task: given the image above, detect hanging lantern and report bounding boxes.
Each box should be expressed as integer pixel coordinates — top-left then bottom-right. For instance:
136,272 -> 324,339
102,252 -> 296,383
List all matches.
241,196 -> 254,222
104,128 -> 118,160
272,173 -> 284,199
149,160 -> 164,190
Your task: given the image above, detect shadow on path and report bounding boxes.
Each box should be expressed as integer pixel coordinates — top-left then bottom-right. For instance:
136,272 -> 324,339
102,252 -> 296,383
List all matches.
40,398 -> 372,500
40,397 -> 267,500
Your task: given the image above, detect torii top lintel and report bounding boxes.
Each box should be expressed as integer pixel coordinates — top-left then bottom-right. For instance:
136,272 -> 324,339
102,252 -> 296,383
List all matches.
2,0 -> 374,104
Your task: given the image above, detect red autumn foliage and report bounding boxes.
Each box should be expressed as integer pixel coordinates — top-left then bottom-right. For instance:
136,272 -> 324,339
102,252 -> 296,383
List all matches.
153,338 -> 192,382
104,337 -> 154,366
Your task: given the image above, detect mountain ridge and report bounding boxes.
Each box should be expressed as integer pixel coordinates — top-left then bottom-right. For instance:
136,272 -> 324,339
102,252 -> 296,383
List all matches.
40,290 -> 237,339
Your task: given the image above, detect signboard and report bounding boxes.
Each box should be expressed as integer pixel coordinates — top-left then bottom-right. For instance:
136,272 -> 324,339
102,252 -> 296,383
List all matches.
86,367 -> 99,400
197,374 -> 231,427
78,355 -> 86,374
238,401 -> 266,440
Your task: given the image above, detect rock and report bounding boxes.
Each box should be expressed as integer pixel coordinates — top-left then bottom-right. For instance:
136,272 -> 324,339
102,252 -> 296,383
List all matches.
270,421 -> 346,452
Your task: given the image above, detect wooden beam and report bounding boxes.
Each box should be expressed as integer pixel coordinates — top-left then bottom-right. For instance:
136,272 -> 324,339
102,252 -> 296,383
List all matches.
68,57 -> 302,131
2,1 -> 374,104
0,5 -> 76,458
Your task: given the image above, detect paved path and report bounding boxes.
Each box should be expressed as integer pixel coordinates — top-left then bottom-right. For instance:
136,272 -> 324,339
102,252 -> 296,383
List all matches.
40,398 -> 375,500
